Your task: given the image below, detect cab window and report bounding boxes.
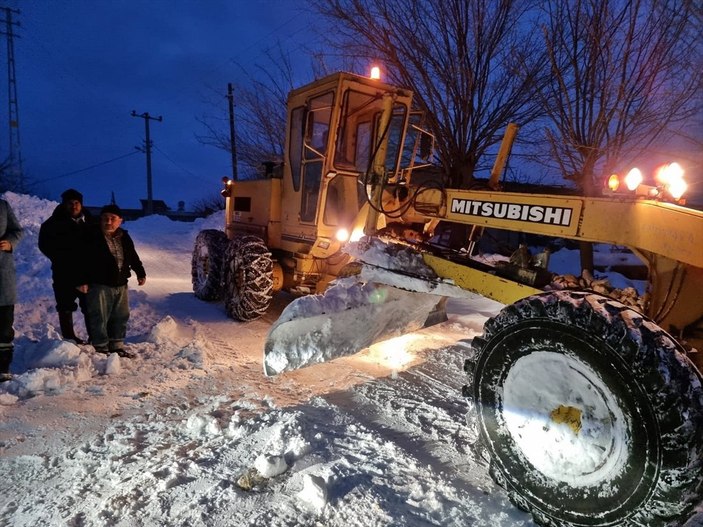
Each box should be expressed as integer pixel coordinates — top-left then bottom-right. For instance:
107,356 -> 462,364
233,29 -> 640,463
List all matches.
288,106 -> 304,191
300,92 -> 333,223
334,88 -> 408,178
323,174 -> 366,227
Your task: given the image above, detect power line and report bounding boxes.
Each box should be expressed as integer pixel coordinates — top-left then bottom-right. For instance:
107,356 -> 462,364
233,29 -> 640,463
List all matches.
36,150 -> 140,183
152,144 -> 214,185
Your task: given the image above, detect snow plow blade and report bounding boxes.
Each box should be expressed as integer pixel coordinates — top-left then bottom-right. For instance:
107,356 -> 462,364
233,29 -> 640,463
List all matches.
263,238 -> 480,376
263,278 -> 443,376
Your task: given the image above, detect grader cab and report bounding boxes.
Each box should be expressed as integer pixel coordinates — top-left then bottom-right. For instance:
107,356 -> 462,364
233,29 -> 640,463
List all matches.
192,72 -> 703,527
192,72 -> 432,319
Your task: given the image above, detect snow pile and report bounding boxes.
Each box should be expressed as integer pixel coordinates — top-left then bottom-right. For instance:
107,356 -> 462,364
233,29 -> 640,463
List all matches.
548,245 -> 646,293
345,236 -> 438,278
298,473 -> 328,511
254,453 -> 288,477
273,277 -> 384,323
2,191 -> 699,526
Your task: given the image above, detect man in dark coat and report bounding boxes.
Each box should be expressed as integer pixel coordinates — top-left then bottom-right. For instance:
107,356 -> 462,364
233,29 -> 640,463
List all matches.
38,188 -> 94,344
0,198 -> 23,382
79,204 -> 146,357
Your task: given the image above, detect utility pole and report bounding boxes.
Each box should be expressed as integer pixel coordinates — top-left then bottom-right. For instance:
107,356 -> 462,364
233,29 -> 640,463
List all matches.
131,110 -> 162,215
0,7 -> 22,190
226,83 -> 238,180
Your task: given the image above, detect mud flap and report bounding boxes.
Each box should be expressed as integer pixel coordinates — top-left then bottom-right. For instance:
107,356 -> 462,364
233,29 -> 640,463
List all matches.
263,279 -> 443,376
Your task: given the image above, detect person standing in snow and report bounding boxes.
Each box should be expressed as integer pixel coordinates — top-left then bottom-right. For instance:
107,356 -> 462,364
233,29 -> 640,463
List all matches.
0,198 -> 23,382
79,204 -> 146,358
38,188 -> 95,344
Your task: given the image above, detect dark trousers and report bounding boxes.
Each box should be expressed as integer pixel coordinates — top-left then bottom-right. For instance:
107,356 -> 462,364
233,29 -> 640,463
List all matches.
0,305 -> 14,374
85,284 -> 129,351
53,281 -> 87,313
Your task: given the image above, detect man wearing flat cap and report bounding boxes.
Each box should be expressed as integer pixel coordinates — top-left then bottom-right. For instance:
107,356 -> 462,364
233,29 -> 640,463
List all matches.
78,204 -> 146,358
38,188 -> 94,344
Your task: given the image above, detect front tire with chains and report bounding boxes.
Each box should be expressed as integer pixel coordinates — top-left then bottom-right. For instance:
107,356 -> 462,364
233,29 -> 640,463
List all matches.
191,229 -> 227,301
223,234 -> 274,321
467,290 -> 703,527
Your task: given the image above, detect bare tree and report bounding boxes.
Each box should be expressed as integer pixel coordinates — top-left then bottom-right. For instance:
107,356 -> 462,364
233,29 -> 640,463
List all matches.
191,192 -> 226,217
531,0 -> 702,272
196,45 -> 299,179
537,0 -> 702,196
313,0 -> 549,188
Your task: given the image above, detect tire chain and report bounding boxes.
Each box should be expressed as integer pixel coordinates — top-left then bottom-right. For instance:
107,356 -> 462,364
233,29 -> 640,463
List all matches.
224,234 -> 274,321
191,229 -> 228,301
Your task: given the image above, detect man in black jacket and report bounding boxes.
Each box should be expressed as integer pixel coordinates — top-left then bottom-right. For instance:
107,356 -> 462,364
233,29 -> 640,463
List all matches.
38,188 -> 94,344
79,204 -> 146,357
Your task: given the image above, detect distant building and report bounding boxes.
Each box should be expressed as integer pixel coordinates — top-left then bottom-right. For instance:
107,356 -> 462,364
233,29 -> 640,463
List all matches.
139,199 -> 170,214
85,198 -> 203,222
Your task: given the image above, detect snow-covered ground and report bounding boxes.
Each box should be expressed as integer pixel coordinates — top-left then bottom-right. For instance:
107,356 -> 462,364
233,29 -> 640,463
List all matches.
0,191 -> 656,526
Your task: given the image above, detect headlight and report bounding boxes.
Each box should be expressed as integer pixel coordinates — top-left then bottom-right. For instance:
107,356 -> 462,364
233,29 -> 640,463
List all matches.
605,162 -> 686,202
656,162 -> 687,200
624,168 -> 642,191
335,228 -> 350,242
607,174 -> 620,191
668,178 -> 687,200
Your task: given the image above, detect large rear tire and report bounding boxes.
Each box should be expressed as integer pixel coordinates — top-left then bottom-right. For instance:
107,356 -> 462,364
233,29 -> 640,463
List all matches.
223,234 -> 274,321
191,229 -> 227,301
468,290 -> 703,527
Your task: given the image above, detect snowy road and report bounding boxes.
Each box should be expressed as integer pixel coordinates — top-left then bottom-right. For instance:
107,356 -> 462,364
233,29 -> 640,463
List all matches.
0,193 -> 535,526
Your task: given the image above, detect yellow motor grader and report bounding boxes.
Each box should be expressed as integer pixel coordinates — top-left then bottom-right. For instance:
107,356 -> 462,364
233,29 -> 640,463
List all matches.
192,71 -> 703,527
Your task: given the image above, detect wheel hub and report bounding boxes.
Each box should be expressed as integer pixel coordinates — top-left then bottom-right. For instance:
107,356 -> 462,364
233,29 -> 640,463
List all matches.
549,405 -> 582,435
502,351 -> 629,486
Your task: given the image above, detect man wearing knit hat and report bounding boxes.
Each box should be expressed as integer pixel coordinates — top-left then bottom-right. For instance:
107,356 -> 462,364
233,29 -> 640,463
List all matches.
78,204 -> 146,358
38,188 -> 94,344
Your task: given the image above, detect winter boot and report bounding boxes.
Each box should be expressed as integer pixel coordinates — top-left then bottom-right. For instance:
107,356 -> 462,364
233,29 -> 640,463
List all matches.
0,345 -> 13,382
58,311 -> 86,345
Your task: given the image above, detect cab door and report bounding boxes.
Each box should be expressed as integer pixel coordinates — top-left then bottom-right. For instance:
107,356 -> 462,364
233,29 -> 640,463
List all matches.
300,91 -> 333,224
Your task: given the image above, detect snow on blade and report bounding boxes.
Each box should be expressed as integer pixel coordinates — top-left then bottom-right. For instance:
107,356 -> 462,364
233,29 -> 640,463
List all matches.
348,236 -> 481,298
264,237 -> 483,376
263,279 -> 441,376
345,236 -> 436,277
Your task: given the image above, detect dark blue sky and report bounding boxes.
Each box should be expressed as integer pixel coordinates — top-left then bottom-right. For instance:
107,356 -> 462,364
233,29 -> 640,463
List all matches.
3,0 -> 315,210
3,1 -> 701,210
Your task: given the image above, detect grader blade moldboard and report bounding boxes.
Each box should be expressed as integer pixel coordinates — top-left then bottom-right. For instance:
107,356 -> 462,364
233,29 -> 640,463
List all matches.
263,279 -> 443,376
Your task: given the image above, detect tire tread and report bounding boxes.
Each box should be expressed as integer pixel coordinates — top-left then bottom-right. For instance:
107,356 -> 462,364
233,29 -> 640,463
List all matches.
469,290 -> 703,527
223,234 -> 274,321
191,229 -> 227,301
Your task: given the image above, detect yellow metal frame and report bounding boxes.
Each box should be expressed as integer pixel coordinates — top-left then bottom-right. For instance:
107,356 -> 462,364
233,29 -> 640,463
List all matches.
411,185 -> 703,357
428,190 -> 703,269
444,190 -> 584,239
422,253 -> 542,305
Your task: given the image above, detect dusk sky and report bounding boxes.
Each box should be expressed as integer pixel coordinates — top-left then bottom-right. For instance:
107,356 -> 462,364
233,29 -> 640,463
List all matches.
3,0 -> 317,210
2,1 -> 701,211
